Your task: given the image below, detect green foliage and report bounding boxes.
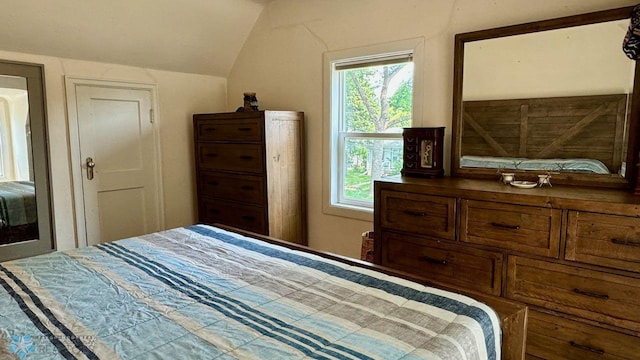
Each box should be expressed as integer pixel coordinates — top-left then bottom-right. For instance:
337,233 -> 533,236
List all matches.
345,68 -> 376,132
388,78 -> 413,129
340,61 -> 413,203
343,63 -> 412,133
344,168 -> 373,202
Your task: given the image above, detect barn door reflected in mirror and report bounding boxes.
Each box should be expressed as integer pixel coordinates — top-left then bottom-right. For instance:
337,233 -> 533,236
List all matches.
0,61 -> 53,261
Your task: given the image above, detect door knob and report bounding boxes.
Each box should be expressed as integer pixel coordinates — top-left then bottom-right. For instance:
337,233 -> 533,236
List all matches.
86,157 -> 95,180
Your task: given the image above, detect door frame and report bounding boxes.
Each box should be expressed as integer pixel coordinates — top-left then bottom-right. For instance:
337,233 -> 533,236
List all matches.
65,77 -> 165,247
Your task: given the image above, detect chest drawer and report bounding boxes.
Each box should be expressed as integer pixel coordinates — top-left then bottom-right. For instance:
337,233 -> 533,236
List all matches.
566,211 -> 640,273
379,190 -> 455,240
381,231 -> 503,295
200,172 -> 265,205
507,256 -> 640,332
461,200 -> 561,257
199,198 -> 267,235
526,310 -> 640,360
197,143 -> 264,174
196,119 -> 263,142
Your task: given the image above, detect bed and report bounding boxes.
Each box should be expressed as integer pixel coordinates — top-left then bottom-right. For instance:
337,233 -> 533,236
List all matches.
461,94 -> 629,175
460,155 -> 612,174
0,224 -> 526,359
0,181 -> 39,245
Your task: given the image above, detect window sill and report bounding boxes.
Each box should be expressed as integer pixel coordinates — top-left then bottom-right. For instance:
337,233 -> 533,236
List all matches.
322,202 -> 373,222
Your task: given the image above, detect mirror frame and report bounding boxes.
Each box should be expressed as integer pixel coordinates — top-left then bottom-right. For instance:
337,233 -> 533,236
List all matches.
0,60 -> 54,261
451,6 -> 639,189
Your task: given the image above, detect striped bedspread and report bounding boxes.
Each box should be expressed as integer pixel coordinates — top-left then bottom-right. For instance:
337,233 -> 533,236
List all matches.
0,181 -> 37,228
0,225 -> 501,359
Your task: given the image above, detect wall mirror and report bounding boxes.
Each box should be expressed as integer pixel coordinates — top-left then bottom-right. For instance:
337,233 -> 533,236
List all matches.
0,60 -> 53,261
451,6 -> 639,189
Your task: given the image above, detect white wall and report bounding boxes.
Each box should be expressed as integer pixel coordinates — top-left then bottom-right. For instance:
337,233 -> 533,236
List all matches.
0,50 -> 227,251
227,0 -> 638,258
464,20 -> 635,100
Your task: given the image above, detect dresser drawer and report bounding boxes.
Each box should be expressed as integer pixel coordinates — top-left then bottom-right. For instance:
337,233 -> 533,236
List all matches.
379,190 -> 455,240
199,198 -> 267,235
196,118 -> 263,142
381,231 -> 503,295
200,172 -> 265,205
461,200 -> 561,257
507,256 -> 640,332
566,211 -> 640,273
526,310 -> 640,360
197,143 -> 264,174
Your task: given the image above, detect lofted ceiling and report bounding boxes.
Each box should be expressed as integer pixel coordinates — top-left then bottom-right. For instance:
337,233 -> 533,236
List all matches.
0,0 -> 273,77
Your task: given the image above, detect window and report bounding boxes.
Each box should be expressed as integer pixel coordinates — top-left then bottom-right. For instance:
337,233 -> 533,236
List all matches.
323,39 -> 423,219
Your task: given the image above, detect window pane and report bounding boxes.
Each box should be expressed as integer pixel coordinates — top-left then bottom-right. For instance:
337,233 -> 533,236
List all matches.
342,62 -> 413,133
342,137 -> 403,203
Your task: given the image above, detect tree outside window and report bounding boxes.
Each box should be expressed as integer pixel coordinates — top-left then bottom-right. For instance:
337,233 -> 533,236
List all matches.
334,56 -> 413,208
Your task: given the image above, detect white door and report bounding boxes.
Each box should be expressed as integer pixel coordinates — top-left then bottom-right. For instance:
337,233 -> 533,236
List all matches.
74,85 -> 162,246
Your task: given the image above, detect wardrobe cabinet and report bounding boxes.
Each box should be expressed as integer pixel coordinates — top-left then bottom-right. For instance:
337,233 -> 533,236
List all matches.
194,111 -> 306,244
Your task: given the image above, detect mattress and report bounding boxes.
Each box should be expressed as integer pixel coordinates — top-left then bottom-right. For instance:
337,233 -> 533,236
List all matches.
0,225 -> 501,359
0,181 -> 37,229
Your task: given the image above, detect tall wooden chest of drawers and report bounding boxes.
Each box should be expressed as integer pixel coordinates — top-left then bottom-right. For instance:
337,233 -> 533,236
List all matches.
193,111 -> 306,245
374,177 -> 640,359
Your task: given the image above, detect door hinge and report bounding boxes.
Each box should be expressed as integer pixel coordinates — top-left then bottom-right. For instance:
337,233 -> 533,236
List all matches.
150,109 -> 155,124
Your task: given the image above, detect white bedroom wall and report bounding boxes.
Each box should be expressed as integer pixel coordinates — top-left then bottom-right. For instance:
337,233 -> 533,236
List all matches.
226,0 -> 638,258
0,50 -> 227,251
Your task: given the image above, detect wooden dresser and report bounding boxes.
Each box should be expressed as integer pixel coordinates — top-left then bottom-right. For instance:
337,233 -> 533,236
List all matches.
193,110 -> 306,245
374,177 -> 640,359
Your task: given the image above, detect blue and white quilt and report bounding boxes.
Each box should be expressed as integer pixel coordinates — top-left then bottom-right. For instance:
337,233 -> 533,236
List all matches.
0,225 -> 501,359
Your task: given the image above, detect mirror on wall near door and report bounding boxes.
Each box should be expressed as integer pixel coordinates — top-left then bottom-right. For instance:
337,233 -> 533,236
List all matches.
0,60 -> 54,261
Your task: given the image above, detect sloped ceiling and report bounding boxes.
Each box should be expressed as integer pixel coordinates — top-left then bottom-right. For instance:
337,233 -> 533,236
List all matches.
0,0 -> 272,76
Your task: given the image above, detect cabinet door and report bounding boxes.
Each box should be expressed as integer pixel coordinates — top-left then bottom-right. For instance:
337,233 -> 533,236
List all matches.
461,200 -> 561,257
507,256 -> 640,332
379,190 -> 456,240
527,310 -> 640,360
197,143 -> 265,174
566,211 -> 640,273
195,118 -> 263,142
200,172 -> 266,205
199,198 -> 268,235
381,231 -> 503,295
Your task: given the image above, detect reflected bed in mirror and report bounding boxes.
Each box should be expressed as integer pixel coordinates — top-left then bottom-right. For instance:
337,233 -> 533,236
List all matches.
451,6 -> 640,189
0,75 -> 38,244
0,61 -> 53,261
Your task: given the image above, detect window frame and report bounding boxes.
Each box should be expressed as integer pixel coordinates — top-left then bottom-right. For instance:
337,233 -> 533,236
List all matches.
0,98 -> 10,180
323,38 -> 424,221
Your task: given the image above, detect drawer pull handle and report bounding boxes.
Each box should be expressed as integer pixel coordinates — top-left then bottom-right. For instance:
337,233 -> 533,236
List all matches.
238,127 -> 252,131
490,222 -> 520,230
207,181 -> 219,186
404,210 -> 426,217
611,238 -> 640,247
241,185 -> 254,191
572,288 -> 609,300
422,256 -> 447,265
241,215 -> 256,222
208,209 -> 220,214
569,341 -> 605,355
240,155 -> 253,161
204,127 -> 216,132
205,153 -> 218,158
